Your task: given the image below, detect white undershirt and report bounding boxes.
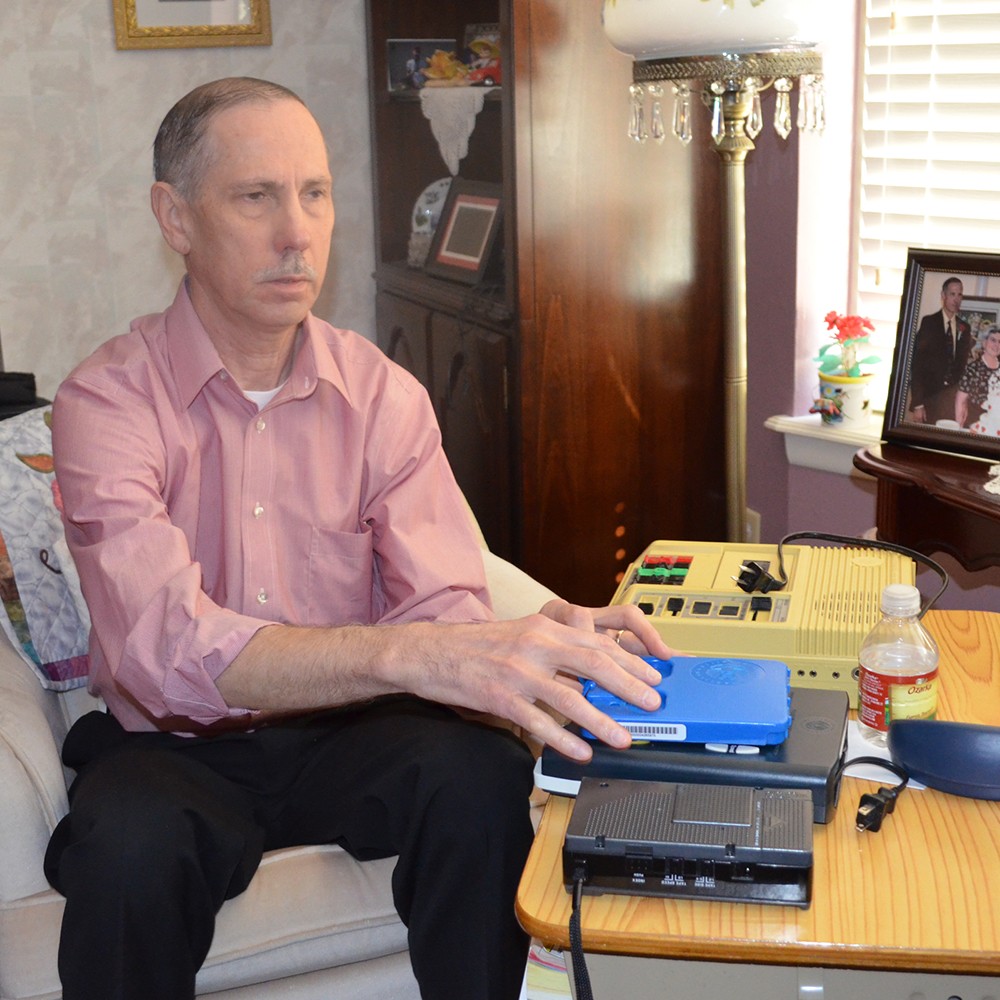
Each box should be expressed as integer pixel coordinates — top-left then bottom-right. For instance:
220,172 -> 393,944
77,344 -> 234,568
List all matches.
243,384 -> 284,410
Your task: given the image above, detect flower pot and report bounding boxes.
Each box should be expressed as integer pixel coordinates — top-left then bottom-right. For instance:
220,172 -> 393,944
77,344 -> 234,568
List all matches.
813,372 -> 873,426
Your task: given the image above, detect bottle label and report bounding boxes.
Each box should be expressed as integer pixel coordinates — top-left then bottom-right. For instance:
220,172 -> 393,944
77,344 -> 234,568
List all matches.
857,665 -> 938,732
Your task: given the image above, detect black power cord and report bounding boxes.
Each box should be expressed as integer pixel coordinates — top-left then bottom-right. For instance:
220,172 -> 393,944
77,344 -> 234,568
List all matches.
569,868 -> 595,1000
734,531 -> 950,616
839,755 -> 910,832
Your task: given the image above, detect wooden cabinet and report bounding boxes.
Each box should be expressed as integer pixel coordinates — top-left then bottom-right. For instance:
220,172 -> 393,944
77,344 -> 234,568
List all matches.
366,0 -> 728,605
376,272 -> 513,557
431,313 -> 513,558
376,287 -> 431,387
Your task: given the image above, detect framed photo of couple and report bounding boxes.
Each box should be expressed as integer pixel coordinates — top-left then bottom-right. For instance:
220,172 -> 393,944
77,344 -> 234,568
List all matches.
883,248 -> 1000,459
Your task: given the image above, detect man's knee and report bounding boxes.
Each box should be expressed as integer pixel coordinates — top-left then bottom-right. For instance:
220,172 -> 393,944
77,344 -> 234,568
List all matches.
46,746 -> 262,906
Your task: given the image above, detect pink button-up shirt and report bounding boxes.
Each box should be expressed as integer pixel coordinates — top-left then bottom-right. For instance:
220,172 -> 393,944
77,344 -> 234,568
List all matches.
53,282 -> 493,733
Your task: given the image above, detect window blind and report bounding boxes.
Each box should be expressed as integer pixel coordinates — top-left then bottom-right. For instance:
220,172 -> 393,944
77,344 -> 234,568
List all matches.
856,0 -> 1000,404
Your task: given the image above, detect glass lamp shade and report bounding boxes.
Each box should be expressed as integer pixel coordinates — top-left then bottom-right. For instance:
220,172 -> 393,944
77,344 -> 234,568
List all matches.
601,0 -> 827,60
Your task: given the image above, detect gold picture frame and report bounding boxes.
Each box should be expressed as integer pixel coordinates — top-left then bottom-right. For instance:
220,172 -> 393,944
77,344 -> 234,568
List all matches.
113,0 -> 272,50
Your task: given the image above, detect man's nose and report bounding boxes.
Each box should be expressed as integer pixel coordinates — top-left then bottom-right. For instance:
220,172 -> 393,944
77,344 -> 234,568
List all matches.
276,199 -> 311,253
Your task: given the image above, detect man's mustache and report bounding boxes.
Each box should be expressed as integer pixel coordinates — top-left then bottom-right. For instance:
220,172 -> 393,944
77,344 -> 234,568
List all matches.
255,255 -> 317,282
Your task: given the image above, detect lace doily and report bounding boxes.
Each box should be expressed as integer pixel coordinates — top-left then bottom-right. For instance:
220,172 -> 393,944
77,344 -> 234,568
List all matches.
419,87 -> 497,175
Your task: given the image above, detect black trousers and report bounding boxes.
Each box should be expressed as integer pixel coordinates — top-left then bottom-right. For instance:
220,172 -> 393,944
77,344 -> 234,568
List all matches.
44,698 -> 535,1000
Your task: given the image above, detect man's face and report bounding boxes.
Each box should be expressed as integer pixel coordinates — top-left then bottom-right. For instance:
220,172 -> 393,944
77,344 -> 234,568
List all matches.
942,281 -> 964,317
175,99 -> 334,342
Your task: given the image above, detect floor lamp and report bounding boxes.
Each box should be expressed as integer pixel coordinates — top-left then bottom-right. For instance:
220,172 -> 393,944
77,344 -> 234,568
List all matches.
602,0 -> 825,541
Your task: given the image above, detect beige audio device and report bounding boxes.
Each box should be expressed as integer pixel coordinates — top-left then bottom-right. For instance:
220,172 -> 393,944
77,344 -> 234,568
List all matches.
611,540 -> 916,707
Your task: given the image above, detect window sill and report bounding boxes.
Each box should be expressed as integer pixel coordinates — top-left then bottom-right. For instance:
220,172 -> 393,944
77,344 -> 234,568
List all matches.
764,413 -> 882,476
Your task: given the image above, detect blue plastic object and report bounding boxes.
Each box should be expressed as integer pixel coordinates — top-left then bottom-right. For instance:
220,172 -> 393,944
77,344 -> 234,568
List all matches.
888,719 -> 1000,800
582,655 -> 792,746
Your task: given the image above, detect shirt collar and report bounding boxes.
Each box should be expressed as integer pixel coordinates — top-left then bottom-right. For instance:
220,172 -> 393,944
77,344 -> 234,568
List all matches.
286,314 -> 353,407
164,280 -> 352,410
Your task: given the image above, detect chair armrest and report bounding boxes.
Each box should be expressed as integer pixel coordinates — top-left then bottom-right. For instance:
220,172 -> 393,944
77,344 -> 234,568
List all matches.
0,633 -> 71,901
462,493 -> 559,620
481,549 -> 558,622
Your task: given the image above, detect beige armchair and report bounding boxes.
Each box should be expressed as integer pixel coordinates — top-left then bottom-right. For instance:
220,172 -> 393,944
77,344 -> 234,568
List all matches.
0,508 -> 556,1000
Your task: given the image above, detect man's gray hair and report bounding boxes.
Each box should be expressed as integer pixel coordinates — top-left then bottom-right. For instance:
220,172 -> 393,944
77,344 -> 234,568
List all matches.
153,77 -> 305,198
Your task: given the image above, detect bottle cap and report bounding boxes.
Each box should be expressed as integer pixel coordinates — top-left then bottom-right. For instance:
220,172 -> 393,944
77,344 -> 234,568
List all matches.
881,583 -> 921,616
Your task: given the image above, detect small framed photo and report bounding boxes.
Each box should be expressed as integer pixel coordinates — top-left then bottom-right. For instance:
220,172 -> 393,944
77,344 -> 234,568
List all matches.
884,247 -> 1000,458
462,23 -> 502,86
462,24 -> 503,87
423,179 -> 503,285
112,0 -> 271,50
387,38 -> 457,92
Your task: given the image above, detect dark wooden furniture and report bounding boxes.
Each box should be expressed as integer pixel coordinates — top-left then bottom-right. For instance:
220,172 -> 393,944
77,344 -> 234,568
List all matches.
366,0 -> 728,605
854,443 -> 1000,571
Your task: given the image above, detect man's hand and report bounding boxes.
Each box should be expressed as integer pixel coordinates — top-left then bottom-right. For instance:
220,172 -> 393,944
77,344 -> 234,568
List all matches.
395,601 -> 676,763
222,600 -> 677,763
540,597 -> 674,659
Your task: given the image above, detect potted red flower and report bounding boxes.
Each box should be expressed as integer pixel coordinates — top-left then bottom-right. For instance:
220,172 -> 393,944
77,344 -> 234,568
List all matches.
811,311 -> 880,425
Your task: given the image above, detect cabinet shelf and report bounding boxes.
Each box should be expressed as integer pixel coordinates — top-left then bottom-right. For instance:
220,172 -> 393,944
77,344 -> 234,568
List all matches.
376,262 -> 513,329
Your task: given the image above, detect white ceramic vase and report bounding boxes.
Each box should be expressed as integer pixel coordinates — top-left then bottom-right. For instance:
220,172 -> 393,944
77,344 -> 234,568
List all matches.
814,372 -> 872,427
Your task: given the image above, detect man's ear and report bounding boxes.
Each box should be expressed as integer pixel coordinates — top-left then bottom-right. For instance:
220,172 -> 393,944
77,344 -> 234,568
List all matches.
150,181 -> 192,256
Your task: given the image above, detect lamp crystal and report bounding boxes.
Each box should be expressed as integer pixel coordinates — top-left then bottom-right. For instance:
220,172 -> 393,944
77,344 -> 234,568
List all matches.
773,77 -> 793,140
647,83 -> 667,143
671,84 -> 693,145
709,81 -> 728,143
628,83 -> 648,143
797,74 -> 825,133
746,78 -> 763,139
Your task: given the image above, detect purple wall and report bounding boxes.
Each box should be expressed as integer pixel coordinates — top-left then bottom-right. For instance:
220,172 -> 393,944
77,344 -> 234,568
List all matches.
743,112 -> 875,543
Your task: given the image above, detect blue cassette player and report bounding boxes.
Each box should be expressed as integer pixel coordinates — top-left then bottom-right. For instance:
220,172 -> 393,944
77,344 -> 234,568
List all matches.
582,655 -> 792,746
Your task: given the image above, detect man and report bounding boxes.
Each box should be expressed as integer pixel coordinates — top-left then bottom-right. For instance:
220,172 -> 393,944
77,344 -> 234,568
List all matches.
908,276 -> 972,424
43,78 -> 670,1000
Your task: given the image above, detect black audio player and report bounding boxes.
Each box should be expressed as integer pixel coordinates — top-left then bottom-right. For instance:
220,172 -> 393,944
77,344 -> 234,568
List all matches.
563,778 -> 814,907
537,687 -> 848,823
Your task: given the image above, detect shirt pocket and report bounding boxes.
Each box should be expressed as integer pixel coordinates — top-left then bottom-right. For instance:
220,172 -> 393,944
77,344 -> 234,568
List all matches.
306,523 -> 374,625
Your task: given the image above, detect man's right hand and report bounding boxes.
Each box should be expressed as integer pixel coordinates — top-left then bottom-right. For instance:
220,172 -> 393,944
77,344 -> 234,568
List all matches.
375,604 -> 673,763
220,605 -> 673,763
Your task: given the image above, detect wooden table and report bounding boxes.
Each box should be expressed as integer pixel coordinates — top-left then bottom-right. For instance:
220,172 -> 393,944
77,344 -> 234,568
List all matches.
854,444 -> 1000,572
516,610 -> 1000,976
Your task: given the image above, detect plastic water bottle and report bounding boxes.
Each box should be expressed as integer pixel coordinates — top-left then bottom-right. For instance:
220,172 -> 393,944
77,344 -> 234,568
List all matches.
857,584 -> 939,748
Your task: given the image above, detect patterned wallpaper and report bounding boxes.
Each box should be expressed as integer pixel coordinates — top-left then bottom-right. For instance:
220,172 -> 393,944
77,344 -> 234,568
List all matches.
0,0 -> 375,399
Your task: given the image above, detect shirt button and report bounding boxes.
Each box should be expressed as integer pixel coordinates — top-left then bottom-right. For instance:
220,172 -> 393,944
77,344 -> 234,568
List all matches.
253,503 -> 264,518
256,417 -> 266,432
219,371 -> 229,382
257,589 -> 268,605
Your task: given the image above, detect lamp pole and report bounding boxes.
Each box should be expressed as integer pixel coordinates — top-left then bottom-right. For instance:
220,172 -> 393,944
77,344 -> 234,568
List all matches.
716,85 -> 753,543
